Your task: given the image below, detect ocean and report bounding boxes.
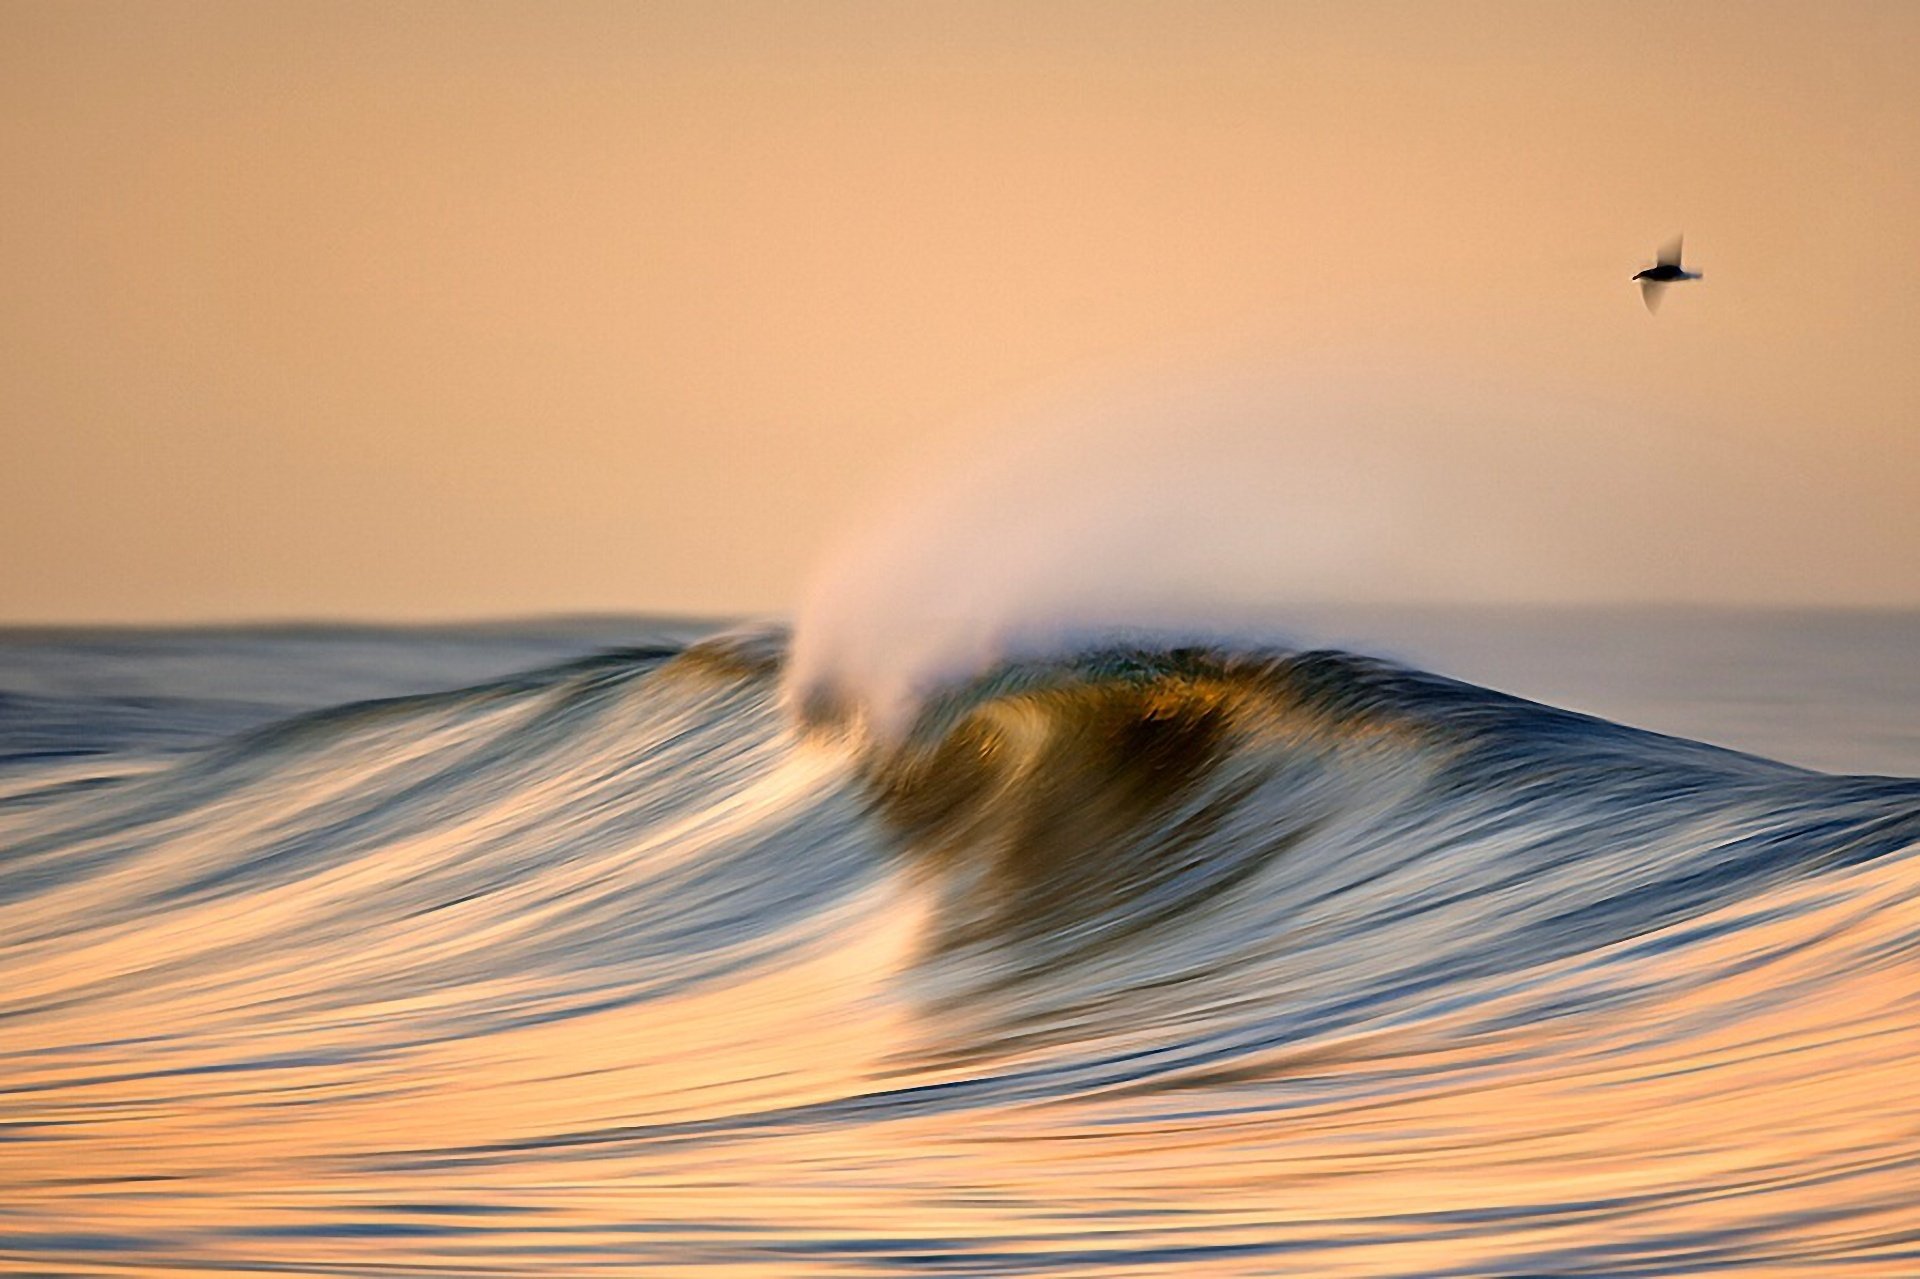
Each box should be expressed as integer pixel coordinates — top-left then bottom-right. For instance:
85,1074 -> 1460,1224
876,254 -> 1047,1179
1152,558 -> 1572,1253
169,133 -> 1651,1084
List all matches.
1,609 -> 1916,1276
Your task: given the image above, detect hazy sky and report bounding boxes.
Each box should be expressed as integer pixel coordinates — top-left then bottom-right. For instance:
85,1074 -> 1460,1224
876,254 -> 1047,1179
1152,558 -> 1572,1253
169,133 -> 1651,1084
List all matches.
3,1 -> 1916,622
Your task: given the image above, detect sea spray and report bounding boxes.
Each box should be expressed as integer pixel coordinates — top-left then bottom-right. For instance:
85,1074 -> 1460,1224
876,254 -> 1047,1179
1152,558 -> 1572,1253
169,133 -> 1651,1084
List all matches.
784,367 -> 1770,740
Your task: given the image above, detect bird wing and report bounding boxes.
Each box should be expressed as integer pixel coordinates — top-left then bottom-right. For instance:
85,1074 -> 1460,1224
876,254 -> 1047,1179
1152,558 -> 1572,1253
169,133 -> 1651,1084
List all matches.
1657,234 -> 1684,269
1640,278 -> 1666,314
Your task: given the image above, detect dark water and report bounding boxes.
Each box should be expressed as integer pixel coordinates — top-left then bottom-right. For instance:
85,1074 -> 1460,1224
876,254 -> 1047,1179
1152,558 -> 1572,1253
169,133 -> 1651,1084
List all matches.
1,611 -> 1916,1276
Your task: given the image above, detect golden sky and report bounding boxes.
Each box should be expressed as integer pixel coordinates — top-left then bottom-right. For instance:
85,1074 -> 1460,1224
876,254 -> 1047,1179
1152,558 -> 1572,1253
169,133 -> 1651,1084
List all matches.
3,1 -> 1916,622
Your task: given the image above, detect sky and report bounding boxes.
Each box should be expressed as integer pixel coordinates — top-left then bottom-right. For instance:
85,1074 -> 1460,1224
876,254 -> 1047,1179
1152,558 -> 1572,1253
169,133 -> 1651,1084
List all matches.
3,0 -> 1916,623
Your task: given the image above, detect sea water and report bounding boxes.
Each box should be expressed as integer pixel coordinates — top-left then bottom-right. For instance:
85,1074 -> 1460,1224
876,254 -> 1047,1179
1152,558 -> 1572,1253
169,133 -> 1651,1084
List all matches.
0,608 -> 1915,1276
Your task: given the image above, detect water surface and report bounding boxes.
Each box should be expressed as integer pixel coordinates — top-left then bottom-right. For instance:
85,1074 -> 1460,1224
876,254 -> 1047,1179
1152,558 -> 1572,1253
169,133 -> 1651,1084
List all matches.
2,610 -> 1916,1276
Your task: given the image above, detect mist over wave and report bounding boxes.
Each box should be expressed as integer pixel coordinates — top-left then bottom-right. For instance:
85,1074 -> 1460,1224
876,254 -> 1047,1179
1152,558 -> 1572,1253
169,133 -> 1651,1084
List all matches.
785,369 -> 1807,739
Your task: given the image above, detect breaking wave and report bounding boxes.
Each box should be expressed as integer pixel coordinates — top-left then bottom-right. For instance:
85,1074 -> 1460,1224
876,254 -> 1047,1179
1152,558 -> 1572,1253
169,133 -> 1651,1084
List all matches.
3,628 -> 1918,1275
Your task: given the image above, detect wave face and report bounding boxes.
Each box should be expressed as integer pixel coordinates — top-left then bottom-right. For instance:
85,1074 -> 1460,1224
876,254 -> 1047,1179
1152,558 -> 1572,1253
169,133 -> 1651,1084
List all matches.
3,628 -> 1919,1275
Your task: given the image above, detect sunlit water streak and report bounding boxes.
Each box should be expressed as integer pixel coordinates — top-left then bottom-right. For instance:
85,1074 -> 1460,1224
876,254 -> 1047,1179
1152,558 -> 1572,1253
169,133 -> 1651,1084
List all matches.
1,615 -> 1916,1276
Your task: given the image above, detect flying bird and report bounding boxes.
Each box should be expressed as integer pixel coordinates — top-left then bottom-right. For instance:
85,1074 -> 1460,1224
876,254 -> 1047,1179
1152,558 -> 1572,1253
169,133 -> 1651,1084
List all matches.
1633,235 -> 1701,313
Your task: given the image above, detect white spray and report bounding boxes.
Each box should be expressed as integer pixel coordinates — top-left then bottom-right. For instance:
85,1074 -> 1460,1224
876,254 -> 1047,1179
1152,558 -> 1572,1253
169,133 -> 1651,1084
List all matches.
784,363 -> 1788,740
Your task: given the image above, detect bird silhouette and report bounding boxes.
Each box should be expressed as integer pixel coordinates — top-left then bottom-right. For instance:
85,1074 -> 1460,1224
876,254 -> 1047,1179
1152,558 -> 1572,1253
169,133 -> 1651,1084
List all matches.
1633,235 -> 1701,313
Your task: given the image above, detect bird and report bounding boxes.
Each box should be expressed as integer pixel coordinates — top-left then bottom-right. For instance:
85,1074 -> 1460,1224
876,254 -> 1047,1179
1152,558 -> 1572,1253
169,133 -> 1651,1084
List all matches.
1633,235 -> 1701,313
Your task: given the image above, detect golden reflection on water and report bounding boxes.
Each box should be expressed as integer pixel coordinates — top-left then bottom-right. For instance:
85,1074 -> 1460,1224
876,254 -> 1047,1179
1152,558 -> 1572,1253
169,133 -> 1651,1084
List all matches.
7,846 -> 1918,1275
5,638 -> 1919,1276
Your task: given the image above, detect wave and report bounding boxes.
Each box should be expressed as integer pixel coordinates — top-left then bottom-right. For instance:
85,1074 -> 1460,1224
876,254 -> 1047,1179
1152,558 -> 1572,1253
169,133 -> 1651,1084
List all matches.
2,628 -> 1918,1274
